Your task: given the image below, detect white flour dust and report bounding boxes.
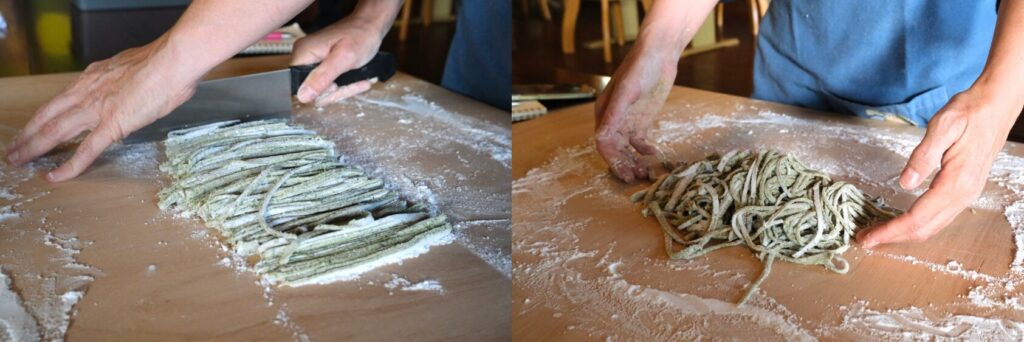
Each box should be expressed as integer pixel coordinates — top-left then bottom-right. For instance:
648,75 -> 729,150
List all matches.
0,268 -> 39,342
513,107 -> 1024,340
383,273 -> 445,295
295,85 -> 511,277
0,134 -> 102,342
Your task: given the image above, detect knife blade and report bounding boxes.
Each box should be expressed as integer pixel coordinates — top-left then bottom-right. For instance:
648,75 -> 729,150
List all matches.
123,52 -> 396,143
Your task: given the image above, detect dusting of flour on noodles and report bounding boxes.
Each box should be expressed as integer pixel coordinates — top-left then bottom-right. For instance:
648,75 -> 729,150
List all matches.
514,108 -> 1024,339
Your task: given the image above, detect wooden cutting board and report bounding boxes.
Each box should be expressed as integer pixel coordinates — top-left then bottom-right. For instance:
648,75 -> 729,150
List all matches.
0,56 -> 510,341
512,86 -> 1024,340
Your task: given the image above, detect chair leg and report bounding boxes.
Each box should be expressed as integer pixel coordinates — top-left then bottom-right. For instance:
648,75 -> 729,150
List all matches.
749,0 -> 760,36
611,2 -> 625,46
601,0 -> 612,63
640,0 -> 652,12
421,0 -> 432,26
539,0 -> 552,20
399,0 -> 413,41
561,0 -> 581,54
716,3 -> 724,31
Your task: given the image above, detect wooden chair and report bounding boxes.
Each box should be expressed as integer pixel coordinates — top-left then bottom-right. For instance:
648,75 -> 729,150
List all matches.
562,0 -> 650,63
399,0 -> 436,41
519,0 -> 553,20
563,0 -> 767,63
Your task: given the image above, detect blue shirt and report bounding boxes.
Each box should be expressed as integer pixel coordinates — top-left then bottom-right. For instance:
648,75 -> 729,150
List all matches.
442,1 -> 511,111
752,1 -> 997,126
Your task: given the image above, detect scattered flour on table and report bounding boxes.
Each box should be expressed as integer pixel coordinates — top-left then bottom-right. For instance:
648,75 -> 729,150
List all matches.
514,143 -> 814,340
273,305 -> 310,342
0,268 -> 40,342
295,87 -> 511,278
836,301 -> 1024,340
0,134 -> 101,342
383,274 -> 444,294
513,107 -> 1024,339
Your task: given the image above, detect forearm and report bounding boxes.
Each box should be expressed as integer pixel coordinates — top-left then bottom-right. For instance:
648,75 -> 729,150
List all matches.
156,0 -> 314,84
975,0 -> 1024,117
344,0 -> 403,39
635,0 -> 719,56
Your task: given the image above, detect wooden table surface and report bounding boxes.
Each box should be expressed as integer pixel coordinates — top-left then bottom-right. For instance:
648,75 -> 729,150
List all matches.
512,86 -> 1024,340
0,56 -> 510,341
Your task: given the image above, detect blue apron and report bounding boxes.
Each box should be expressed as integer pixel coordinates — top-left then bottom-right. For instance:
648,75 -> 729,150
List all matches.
752,1 -> 997,126
442,1 -> 512,111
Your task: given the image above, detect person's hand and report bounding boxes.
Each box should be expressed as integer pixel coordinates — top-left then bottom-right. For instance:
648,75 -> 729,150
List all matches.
6,36 -> 197,182
594,42 -> 678,183
291,14 -> 389,106
857,85 -> 1021,248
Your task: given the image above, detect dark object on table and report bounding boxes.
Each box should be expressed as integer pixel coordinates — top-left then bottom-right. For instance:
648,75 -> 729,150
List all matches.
71,0 -> 190,11
512,83 -> 597,101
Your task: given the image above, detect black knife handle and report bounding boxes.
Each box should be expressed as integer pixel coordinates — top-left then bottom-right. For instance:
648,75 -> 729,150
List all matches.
289,52 -> 396,95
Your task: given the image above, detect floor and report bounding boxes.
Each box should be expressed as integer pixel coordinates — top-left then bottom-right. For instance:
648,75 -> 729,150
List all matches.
0,0 -> 453,85
511,1 -> 1024,142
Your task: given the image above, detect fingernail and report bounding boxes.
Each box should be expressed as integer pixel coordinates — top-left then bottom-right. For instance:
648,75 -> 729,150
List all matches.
862,240 -> 876,249
297,85 -> 316,103
901,169 -> 920,190
45,172 -> 57,182
7,152 -> 17,164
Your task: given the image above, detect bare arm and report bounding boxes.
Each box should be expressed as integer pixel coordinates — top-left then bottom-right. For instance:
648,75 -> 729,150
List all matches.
859,0 -> 1024,247
594,0 -> 718,182
163,0 -> 316,82
7,0 -> 314,181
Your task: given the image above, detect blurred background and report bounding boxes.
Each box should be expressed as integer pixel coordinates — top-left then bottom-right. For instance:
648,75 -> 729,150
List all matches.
0,0 -> 457,84
511,0 -> 1024,141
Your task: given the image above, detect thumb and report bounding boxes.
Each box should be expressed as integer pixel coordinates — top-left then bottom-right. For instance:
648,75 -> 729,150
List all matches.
295,43 -> 366,104
900,113 -> 965,190
290,36 -> 326,66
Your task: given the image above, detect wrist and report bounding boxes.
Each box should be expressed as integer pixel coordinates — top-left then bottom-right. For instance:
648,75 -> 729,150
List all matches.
969,75 -> 1024,122
349,0 -> 401,39
147,33 -> 205,87
636,20 -> 689,57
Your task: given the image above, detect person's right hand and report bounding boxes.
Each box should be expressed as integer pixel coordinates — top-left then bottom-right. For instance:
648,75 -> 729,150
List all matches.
6,36 -> 197,182
290,14 -> 390,106
594,42 -> 678,183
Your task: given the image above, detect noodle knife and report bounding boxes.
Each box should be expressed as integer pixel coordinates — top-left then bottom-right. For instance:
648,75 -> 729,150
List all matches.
122,52 -> 396,143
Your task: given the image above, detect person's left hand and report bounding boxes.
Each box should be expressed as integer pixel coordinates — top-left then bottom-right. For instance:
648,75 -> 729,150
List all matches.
857,85 -> 1022,248
291,14 -> 387,106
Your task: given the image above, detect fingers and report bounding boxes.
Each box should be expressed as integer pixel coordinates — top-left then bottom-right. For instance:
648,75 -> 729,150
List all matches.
296,44 -> 365,103
858,172 -> 966,248
629,135 -> 658,156
8,111 -> 92,166
47,128 -> 117,182
314,79 -> 374,107
595,86 -> 642,179
900,112 -> 967,190
599,147 -> 636,183
10,87 -> 89,152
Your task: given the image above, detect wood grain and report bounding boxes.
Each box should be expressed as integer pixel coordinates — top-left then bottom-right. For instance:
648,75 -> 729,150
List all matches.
512,86 -> 1024,340
0,58 -> 510,341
